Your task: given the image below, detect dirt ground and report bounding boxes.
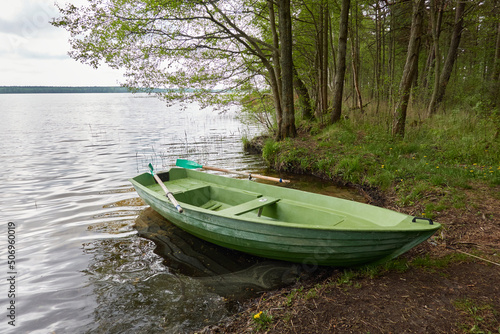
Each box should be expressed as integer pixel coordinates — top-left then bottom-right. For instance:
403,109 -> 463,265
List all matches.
198,183 -> 500,333
211,260 -> 500,333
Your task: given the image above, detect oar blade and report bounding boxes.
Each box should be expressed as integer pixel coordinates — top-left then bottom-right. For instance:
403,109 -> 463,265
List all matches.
148,163 -> 155,175
176,159 -> 203,169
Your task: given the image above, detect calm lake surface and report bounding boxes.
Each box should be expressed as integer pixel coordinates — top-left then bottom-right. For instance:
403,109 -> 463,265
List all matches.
0,93 -> 361,333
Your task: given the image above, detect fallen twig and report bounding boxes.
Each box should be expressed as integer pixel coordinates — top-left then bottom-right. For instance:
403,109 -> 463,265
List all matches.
446,245 -> 500,267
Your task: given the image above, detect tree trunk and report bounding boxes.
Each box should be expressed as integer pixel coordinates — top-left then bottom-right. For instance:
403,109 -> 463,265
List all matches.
492,20 -> 500,107
427,0 -> 444,110
388,5 -> 396,103
278,0 -> 296,139
392,0 -> 424,138
350,6 -> 363,113
316,1 -> 329,117
429,0 -> 466,114
494,21 -> 500,81
267,0 -> 283,133
263,60 -> 283,135
331,0 -> 350,123
268,1 -> 282,108
293,64 -> 313,120
322,1 -> 329,114
373,2 -> 381,110
351,42 -> 363,112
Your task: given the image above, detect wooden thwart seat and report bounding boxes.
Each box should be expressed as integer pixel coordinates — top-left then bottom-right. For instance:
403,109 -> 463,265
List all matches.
222,197 -> 280,216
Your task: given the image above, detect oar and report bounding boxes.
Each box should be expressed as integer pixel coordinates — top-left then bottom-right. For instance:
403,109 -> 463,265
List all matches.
176,159 -> 290,183
148,163 -> 183,213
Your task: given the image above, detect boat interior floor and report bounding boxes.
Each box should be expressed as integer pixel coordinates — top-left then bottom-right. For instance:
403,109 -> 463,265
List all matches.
148,176 -> 348,226
149,178 -> 281,216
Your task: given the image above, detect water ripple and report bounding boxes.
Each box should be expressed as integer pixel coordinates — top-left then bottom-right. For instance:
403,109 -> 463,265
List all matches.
0,94 -> 264,333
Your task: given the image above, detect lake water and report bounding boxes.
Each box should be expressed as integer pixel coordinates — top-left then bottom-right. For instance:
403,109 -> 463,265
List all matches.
0,93 -> 361,333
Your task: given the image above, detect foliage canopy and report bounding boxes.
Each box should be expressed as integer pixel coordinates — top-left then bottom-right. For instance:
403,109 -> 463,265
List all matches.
54,1 -> 270,103
54,0 -> 500,139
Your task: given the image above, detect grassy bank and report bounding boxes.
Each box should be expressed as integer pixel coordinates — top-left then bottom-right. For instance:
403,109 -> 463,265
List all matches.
259,109 -> 499,219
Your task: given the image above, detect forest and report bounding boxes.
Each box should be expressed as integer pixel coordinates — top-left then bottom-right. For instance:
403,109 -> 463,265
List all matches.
53,0 -> 500,140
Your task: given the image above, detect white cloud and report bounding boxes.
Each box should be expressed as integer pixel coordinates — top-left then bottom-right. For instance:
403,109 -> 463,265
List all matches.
0,0 -> 59,38
0,0 -> 124,86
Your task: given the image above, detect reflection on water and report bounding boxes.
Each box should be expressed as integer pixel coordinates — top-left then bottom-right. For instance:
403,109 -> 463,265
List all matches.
0,93 -> 359,333
135,208 -> 303,300
82,237 -> 228,333
81,207 -> 304,333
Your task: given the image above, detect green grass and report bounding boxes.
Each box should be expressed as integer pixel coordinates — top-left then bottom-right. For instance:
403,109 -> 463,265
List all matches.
260,107 -> 499,216
285,286 -> 304,306
336,269 -> 359,286
453,298 -> 500,333
335,253 -> 470,283
410,253 -> 469,270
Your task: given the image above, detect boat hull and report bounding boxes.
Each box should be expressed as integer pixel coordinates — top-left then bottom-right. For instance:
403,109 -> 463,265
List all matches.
130,168 -> 440,267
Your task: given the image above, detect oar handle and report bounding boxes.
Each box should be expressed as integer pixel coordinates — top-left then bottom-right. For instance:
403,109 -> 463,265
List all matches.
149,164 -> 183,213
202,166 -> 290,183
151,173 -> 183,213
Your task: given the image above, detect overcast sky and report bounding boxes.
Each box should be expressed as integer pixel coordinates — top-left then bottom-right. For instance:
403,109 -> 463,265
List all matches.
0,0 -> 124,86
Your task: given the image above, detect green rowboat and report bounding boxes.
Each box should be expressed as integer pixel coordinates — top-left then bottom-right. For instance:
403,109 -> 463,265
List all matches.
130,168 -> 440,267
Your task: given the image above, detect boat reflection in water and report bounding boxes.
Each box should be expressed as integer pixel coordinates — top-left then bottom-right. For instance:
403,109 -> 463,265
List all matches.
135,207 -> 305,300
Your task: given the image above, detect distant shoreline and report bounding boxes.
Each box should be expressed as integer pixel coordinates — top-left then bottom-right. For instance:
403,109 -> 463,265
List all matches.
0,86 -> 215,94
0,86 -> 131,94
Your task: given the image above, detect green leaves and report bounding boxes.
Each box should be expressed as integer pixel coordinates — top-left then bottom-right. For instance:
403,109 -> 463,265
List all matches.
52,0 -> 269,106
